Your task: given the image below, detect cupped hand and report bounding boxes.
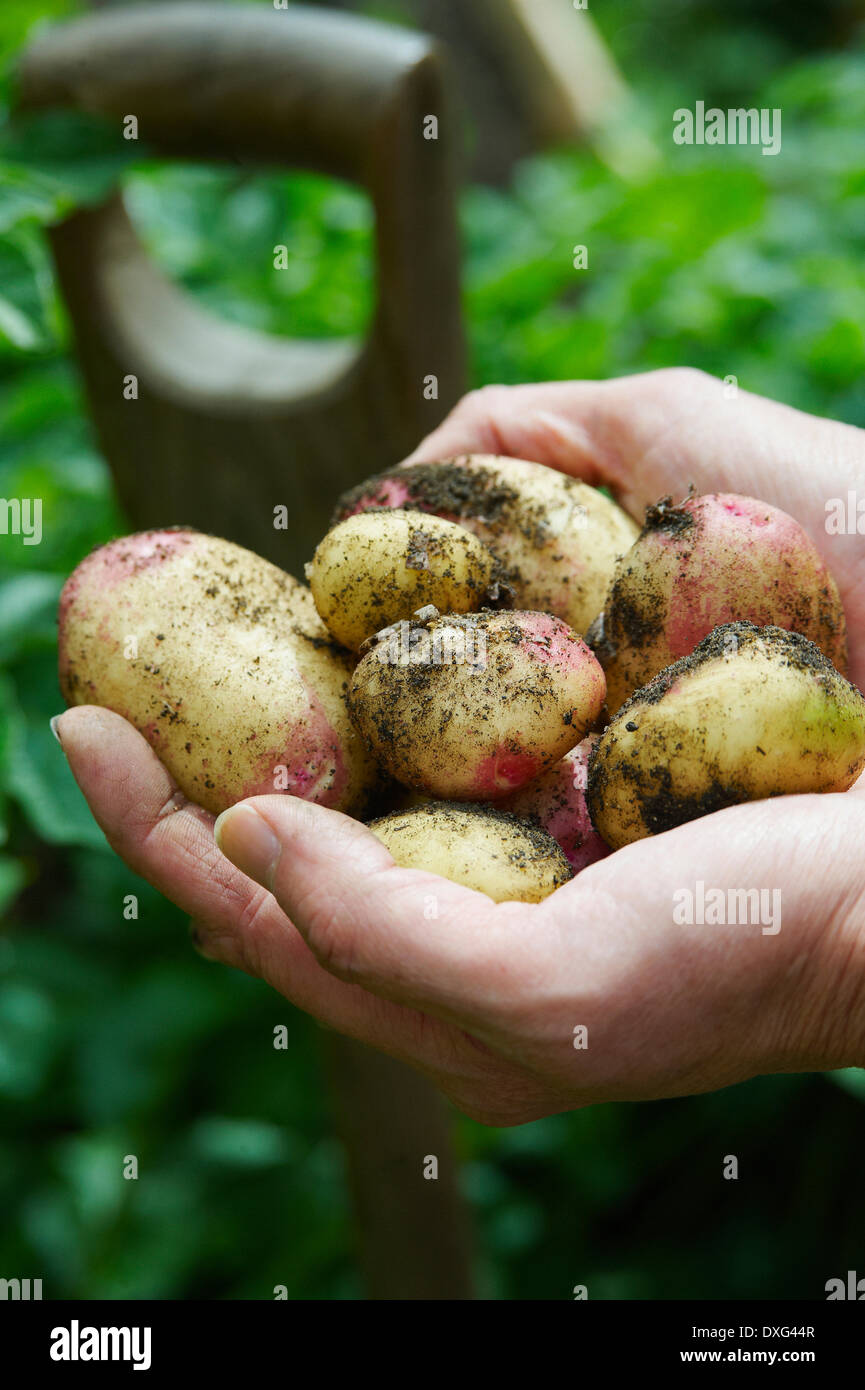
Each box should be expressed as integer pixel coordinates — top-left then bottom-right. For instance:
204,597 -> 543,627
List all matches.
55,368 -> 865,1123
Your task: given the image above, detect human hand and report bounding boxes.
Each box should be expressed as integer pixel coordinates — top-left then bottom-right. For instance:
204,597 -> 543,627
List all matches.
56,369 -> 865,1123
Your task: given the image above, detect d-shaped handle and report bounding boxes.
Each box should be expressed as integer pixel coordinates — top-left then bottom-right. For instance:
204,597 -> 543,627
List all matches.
19,1 -> 440,182
15,2 -> 465,572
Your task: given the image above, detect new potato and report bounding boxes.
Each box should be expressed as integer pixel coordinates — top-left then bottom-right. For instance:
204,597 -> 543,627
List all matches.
589,492 -> 848,714
349,608 -> 606,799
306,509 -> 498,651
58,529 -> 378,816
368,801 -> 572,902
499,736 -> 610,874
587,622 -> 865,849
335,454 -> 639,636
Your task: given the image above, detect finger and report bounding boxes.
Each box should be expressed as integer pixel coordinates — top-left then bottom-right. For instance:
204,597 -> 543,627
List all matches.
404,379 -> 626,488
214,794 -> 544,1027
53,707 -> 489,1073
55,705 -> 227,918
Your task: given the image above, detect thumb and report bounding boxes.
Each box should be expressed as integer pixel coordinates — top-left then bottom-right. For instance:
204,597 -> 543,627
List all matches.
214,795 -> 513,1020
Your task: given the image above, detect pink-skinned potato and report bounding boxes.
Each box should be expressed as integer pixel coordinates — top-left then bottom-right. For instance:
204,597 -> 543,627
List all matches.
348,608 -> 606,800
589,492 -> 848,715
334,454 -> 639,637
498,736 -> 611,874
58,529 -> 379,816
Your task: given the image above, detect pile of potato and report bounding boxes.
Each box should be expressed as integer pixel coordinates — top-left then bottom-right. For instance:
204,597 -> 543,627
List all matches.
58,453 -> 865,902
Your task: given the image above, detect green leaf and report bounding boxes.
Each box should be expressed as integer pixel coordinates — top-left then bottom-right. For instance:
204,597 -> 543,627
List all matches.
0,160 -> 64,233
0,228 -> 53,352
0,852 -> 26,911
185,1117 -> 295,1168
0,981 -> 57,1098
0,289 -> 39,347
56,1132 -> 127,1229
0,1 -> 78,61
0,109 -> 142,209
0,572 -> 62,660
829,1068 -> 865,1102
4,672 -> 106,849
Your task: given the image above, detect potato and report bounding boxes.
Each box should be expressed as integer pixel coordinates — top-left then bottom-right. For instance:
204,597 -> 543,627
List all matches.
498,736 -> 611,874
306,509 -> 498,651
368,801 -> 572,902
586,622 -> 865,850
334,454 -> 639,636
589,492 -> 848,714
58,529 -> 379,816
349,608 -> 606,799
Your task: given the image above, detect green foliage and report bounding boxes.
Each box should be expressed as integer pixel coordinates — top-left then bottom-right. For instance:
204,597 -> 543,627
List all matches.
2,0 -> 865,1300
464,54 -> 865,426
125,163 -> 375,339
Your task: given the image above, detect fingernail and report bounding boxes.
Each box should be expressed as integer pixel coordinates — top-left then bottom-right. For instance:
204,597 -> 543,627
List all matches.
50,714 -> 65,748
214,804 -> 281,890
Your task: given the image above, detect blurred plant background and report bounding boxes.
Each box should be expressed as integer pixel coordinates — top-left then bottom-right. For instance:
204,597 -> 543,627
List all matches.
2,0 -> 865,1299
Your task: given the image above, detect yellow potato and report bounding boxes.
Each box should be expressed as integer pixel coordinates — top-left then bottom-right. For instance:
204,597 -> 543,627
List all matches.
306,509 -> 498,651
369,801 -> 572,902
586,622 -> 865,849
335,454 -> 640,636
58,529 -> 379,816
349,608 -> 606,799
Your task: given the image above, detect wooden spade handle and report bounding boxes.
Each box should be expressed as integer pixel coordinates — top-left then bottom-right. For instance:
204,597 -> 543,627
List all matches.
20,1 -> 440,180
16,1 -> 466,576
